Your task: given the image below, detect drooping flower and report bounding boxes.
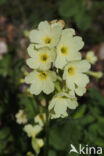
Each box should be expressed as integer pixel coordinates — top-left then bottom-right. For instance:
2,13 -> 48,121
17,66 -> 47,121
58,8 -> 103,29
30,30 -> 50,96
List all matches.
86,51 -> 97,64
32,137 -> 44,154
48,92 -> 78,119
25,70 -> 57,95
29,21 -> 62,49
27,45 -> 56,70
34,113 -> 46,127
55,29 -> 84,69
63,60 -> 91,94
24,124 -> 42,138
15,109 -> 27,124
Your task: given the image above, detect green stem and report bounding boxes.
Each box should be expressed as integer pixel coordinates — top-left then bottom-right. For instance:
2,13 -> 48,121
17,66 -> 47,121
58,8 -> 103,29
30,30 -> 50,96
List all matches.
45,104 -> 49,156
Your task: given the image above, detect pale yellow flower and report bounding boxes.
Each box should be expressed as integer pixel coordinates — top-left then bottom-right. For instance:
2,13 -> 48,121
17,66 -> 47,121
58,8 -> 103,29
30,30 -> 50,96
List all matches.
86,51 -> 97,64
63,60 -> 91,94
25,70 -> 57,95
55,28 -> 84,69
34,113 -> 46,127
70,87 -> 87,96
27,45 -> 56,70
29,21 -> 62,49
49,92 -> 78,119
32,137 -> 44,154
24,124 -> 42,138
15,110 -> 27,124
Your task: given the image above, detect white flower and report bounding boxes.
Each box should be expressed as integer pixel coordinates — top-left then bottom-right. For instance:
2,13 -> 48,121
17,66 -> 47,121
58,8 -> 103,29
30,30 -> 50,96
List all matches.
15,110 -> 27,124
86,51 -> 97,64
55,29 -> 84,69
27,45 -> 56,70
29,21 -> 62,49
32,137 -> 44,154
24,124 -> 42,138
34,113 -> 46,127
63,60 -> 91,94
48,92 -> 78,119
25,70 -> 57,95
70,87 -> 87,96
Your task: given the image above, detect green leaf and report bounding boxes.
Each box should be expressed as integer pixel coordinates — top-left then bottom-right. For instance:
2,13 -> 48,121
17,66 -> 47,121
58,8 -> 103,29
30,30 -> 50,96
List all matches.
59,0 -> 91,30
73,104 -> 87,119
59,0 -> 80,18
88,88 -> 104,107
50,120 -> 82,151
49,150 -> 57,156
0,0 -> 7,5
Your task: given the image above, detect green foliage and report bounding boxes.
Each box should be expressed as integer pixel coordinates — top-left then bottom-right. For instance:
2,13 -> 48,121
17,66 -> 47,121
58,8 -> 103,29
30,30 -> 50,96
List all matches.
48,88 -> 104,155
0,0 -> 104,155
0,54 -> 12,75
59,0 -> 91,30
0,0 -> 7,5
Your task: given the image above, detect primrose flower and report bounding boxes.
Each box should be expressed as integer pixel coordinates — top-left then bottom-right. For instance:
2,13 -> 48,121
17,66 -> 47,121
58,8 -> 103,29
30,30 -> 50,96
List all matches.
34,113 -> 46,127
27,45 -> 56,70
32,137 -> 44,154
29,21 -> 62,49
25,20 -> 92,120
15,110 -> 27,124
25,70 -> 57,95
86,51 -> 97,64
55,29 -> 84,69
63,60 -> 91,94
49,92 -> 78,119
24,124 -> 42,138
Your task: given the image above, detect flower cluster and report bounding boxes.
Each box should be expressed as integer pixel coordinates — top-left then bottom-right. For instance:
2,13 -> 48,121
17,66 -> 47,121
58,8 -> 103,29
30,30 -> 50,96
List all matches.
24,113 -> 46,154
25,20 -> 91,119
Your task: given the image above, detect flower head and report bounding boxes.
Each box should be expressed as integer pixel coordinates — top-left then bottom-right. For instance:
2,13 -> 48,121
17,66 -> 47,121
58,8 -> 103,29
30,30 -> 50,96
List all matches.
86,51 -> 97,64
49,92 -> 78,119
25,70 -> 57,95
32,138 -> 44,154
29,21 -> 62,49
15,110 -> 27,124
63,60 -> 91,94
34,113 -> 46,127
55,29 -> 84,69
27,45 -> 56,70
24,124 -> 42,138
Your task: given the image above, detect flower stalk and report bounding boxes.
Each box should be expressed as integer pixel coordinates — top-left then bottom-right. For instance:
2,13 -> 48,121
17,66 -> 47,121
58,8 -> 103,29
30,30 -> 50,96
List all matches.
45,103 -> 49,156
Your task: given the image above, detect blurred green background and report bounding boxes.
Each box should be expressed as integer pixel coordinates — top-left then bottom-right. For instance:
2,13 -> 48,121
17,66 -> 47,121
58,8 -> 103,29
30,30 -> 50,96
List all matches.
0,0 -> 104,155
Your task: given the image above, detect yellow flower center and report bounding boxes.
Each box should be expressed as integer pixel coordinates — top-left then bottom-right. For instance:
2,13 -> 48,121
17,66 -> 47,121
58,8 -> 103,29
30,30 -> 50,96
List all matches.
44,36 -> 52,44
40,54 -> 48,62
86,56 -> 91,62
60,46 -> 68,55
39,114 -> 44,121
68,67 -> 75,76
38,72 -> 47,80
